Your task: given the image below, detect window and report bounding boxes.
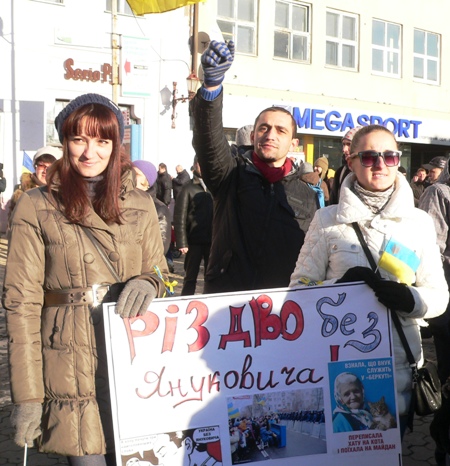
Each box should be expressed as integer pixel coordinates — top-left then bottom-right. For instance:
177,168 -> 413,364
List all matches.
217,0 -> 257,54
106,0 -> 133,15
313,137 -> 342,171
414,29 -> 440,84
325,10 -> 358,69
372,19 -> 401,77
274,1 -> 310,62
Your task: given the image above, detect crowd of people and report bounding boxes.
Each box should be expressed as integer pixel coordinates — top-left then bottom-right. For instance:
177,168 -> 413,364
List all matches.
229,410 -> 326,463
3,38 -> 450,466
229,415 -> 281,463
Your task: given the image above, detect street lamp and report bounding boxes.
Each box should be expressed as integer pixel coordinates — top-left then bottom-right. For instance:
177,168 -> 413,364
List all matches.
160,73 -> 200,128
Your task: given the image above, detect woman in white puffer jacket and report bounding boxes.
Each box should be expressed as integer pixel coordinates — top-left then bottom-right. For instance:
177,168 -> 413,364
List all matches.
289,124 -> 448,437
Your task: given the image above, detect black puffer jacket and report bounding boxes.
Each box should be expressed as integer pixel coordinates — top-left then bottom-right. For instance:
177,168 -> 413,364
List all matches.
156,171 -> 172,206
173,174 -> 213,248
172,169 -> 191,200
191,90 -> 318,293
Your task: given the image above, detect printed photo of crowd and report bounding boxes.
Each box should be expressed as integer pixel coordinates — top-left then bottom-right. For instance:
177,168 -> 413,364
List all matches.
227,388 -> 327,464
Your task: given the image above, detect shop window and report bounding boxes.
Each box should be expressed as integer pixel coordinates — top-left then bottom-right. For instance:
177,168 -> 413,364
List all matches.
313,137 -> 342,172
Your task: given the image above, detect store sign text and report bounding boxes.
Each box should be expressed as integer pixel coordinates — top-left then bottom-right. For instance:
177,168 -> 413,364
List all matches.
293,107 -> 422,139
64,58 -> 112,84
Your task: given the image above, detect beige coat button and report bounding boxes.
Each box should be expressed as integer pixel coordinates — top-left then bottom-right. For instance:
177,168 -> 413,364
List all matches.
83,253 -> 95,264
109,252 -> 120,262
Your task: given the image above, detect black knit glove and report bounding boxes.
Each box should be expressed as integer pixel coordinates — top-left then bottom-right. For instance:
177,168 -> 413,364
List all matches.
115,280 -> 157,318
335,266 -> 380,289
201,40 -> 235,87
11,403 -> 42,447
372,280 -> 415,313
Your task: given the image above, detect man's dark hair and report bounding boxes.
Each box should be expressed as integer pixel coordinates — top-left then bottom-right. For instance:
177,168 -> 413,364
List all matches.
254,107 -> 297,138
34,154 -> 57,167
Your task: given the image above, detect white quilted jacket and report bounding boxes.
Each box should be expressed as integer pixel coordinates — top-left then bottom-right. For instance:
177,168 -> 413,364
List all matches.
290,172 -> 448,415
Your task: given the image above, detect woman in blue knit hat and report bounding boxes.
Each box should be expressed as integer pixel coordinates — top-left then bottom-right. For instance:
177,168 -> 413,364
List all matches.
4,93 -> 168,465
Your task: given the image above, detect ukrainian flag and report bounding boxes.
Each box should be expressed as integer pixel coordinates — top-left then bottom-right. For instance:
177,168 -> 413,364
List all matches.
126,0 -> 204,14
22,152 -> 34,174
256,394 -> 266,405
378,238 -> 420,286
228,402 -> 240,419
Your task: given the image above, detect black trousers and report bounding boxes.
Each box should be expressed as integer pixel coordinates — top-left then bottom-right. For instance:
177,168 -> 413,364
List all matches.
181,243 -> 210,296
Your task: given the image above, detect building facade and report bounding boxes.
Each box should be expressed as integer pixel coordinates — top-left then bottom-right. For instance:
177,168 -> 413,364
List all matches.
0,0 -> 198,205
1,0 -> 450,205
205,0 -> 450,177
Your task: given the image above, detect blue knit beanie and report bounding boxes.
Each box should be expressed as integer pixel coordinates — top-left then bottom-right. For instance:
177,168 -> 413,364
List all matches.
55,93 -> 124,143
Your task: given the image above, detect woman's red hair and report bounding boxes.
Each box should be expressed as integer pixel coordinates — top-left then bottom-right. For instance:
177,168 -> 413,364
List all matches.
47,103 -> 131,224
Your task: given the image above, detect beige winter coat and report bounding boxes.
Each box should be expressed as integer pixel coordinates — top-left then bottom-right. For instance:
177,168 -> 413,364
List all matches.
3,169 -> 168,456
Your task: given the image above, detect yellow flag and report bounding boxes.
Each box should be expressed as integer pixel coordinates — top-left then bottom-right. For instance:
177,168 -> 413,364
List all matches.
126,0 -> 204,15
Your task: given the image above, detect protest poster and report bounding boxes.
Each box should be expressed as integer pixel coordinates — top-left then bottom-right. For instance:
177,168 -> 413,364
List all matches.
103,282 -> 402,466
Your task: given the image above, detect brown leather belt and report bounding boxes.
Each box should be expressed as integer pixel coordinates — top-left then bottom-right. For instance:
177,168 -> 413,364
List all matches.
43,283 -> 124,308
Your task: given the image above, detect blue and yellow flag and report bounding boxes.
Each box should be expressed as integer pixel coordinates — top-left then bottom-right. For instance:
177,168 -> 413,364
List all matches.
227,402 -> 240,419
126,0 -> 204,15
378,238 -> 420,286
22,152 -> 34,174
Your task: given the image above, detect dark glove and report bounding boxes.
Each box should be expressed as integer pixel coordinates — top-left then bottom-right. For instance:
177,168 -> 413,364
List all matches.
11,402 -> 42,447
115,279 -> 158,318
335,266 -> 380,289
372,280 -> 415,313
201,40 -> 235,87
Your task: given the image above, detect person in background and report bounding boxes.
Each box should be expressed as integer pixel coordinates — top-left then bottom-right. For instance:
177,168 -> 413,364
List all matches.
173,156 -> 213,295
4,93 -> 168,465
0,163 -> 6,195
418,160 -> 450,465
298,162 -> 328,208
230,125 -> 254,157
172,164 -> 190,201
8,145 -> 61,221
156,162 -> 175,271
289,124 -> 448,438
314,155 -> 334,195
191,40 -> 317,293
398,166 -> 407,177
33,146 -> 62,185
423,157 -> 448,187
411,167 -> 427,206
313,156 -> 331,205
329,126 -> 362,204
133,160 -> 171,256
156,162 -> 172,206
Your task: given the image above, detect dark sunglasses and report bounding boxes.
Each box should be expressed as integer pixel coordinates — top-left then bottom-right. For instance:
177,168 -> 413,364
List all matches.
351,150 -> 401,167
